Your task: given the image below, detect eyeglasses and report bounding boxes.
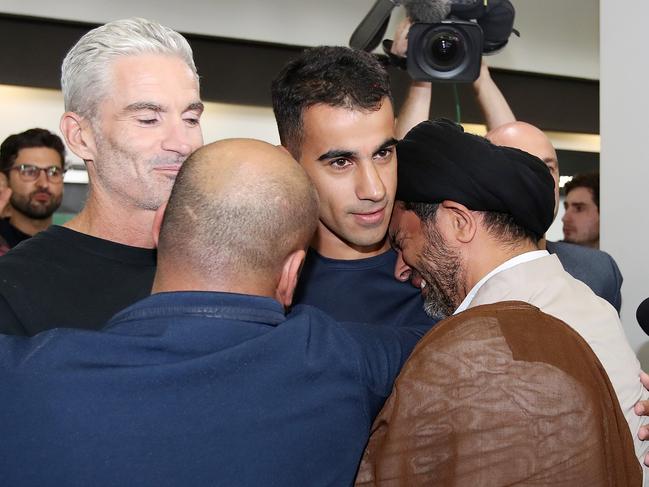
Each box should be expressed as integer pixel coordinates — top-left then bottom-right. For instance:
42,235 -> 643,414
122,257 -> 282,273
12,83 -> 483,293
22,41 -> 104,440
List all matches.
6,164 -> 65,183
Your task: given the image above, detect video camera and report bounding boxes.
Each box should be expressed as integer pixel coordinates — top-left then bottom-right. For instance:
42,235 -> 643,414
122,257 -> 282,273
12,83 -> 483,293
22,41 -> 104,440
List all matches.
349,0 -> 517,83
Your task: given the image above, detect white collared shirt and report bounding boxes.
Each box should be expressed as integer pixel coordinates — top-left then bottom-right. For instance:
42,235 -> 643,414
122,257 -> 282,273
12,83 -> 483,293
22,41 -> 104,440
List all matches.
453,250 -> 549,315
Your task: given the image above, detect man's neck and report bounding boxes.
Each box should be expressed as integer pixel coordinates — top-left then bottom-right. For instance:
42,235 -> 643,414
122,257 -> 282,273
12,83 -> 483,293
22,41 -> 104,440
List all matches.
64,188 -> 157,248
454,240 -> 543,315
9,211 -> 51,237
587,240 -> 600,249
465,239 -> 540,296
310,227 -> 390,261
152,265 -> 276,299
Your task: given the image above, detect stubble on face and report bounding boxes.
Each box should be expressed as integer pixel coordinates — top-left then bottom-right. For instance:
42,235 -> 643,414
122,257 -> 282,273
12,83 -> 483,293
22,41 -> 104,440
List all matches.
86,54 -> 203,213
92,125 -> 182,211
562,187 -> 600,247
418,221 -> 465,320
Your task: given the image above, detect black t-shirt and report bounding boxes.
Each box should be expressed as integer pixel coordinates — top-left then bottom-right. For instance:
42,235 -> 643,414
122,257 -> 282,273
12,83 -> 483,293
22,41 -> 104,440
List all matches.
0,226 -> 156,336
0,218 -> 31,249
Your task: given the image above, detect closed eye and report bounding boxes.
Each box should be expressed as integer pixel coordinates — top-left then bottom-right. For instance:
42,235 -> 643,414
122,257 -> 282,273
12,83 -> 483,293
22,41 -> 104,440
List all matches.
184,117 -> 201,127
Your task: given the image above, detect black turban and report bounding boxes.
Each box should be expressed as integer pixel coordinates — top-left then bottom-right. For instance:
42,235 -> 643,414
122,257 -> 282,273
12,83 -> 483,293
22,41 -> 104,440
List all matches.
396,119 -> 555,239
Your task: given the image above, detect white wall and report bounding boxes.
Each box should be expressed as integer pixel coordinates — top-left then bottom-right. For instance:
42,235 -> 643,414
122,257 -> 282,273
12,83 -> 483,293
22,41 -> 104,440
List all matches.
0,0 -> 599,79
490,0 -> 599,79
601,0 -> 649,364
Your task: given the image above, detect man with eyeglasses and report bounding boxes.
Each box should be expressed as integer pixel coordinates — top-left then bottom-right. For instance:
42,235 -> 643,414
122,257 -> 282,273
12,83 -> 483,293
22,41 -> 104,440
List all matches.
0,128 -> 65,251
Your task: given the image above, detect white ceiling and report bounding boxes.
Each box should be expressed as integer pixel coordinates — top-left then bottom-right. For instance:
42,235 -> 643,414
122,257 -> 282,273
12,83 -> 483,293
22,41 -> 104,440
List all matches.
0,0 -> 598,79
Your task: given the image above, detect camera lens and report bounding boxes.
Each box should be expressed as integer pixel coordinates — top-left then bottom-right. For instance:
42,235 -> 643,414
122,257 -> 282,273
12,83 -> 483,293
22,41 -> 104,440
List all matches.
425,30 -> 465,71
432,34 -> 459,65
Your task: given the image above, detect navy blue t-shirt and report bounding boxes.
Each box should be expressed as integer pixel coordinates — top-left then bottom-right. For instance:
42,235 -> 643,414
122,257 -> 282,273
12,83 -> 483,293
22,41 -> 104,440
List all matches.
294,247 -> 437,329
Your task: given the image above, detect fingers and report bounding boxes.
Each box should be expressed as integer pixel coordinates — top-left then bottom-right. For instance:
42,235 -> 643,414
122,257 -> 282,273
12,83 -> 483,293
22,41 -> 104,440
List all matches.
390,19 -> 412,58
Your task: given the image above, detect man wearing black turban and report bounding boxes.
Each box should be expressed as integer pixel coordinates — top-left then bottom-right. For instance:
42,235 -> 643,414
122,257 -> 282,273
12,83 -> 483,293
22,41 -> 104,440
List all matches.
355,119 -> 645,486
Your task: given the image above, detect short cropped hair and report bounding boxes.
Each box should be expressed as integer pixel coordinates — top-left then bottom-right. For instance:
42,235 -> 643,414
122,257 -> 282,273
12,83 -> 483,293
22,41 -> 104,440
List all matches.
404,202 -> 537,247
0,128 -> 66,171
564,172 -> 599,210
271,46 -> 392,157
159,150 -> 319,278
61,17 -> 198,118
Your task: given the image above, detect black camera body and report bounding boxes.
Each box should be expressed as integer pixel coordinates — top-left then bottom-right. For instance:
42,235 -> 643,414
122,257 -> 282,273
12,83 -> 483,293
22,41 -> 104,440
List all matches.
350,0 -> 516,83
406,20 -> 483,83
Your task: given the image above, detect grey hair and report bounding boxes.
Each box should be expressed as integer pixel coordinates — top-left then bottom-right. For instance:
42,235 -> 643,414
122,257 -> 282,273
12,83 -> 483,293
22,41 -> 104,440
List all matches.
61,17 -> 198,118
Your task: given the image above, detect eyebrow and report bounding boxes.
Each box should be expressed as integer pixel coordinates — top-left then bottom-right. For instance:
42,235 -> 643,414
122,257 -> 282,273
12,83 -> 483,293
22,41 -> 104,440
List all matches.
123,101 -> 205,114
124,102 -> 165,113
317,137 -> 398,162
565,201 -> 586,208
186,102 -> 205,114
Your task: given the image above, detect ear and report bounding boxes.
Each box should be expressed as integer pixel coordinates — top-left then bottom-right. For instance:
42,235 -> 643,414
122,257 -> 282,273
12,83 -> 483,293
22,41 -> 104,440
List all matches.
60,111 -> 96,162
440,200 -> 477,244
151,202 -> 168,249
275,249 -> 306,308
393,249 -> 412,282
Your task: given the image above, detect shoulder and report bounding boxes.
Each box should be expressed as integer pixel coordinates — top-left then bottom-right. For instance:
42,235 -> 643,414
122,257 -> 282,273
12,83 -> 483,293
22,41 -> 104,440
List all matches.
548,241 -> 619,270
546,241 -> 622,305
1,226 -> 72,263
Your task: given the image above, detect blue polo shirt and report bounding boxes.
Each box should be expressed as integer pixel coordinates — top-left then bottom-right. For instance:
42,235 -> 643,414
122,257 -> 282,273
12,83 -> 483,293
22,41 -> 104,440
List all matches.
0,291 -> 425,487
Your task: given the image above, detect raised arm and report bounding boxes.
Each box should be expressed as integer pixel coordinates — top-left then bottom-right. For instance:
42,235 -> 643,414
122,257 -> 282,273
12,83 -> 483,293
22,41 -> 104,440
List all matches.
473,61 -> 516,130
390,19 -> 433,138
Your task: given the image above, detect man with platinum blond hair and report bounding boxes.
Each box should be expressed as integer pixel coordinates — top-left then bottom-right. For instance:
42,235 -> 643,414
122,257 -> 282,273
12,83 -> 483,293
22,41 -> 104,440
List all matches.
0,18 -> 204,335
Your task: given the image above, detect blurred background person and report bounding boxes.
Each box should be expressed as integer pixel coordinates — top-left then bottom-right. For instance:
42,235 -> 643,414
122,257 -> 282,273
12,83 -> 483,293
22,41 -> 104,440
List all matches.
0,128 -> 65,250
563,171 -> 600,249
0,172 -> 11,255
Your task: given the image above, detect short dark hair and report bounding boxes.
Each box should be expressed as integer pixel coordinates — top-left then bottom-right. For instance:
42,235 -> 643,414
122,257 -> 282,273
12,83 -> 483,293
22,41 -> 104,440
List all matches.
271,46 -> 393,157
0,128 -> 66,172
404,202 -> 537,246
564,172 -> 599,210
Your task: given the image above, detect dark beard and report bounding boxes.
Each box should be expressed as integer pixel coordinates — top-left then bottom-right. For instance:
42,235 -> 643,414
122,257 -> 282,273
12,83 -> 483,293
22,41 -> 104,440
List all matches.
418,224 -> 464,320
10,191 -> 61,220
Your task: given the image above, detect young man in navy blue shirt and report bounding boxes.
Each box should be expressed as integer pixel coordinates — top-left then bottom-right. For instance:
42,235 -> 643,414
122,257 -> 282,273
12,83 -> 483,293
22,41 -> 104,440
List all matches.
271,46 -> 435,329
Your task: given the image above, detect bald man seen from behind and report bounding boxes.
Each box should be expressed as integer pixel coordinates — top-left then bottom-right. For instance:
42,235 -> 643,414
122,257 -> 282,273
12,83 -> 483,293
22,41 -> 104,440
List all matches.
0,139 -> 427,487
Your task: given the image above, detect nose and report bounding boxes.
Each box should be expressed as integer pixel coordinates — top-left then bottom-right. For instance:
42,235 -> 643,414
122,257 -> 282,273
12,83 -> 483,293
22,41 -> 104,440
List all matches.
356,162 -> 386,202
394,249 -> 412,282
35,169 -> 50,188
161,120 -> 198,158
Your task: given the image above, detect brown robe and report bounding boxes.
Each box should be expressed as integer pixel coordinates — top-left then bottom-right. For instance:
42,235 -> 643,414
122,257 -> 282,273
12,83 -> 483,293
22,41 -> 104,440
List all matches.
356,301 -> 642,486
